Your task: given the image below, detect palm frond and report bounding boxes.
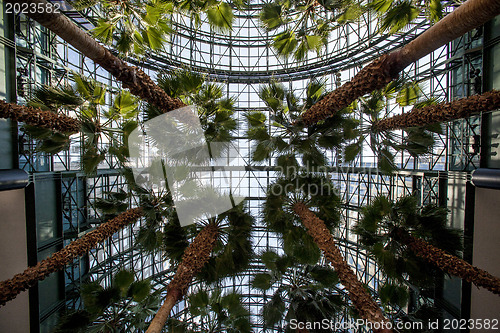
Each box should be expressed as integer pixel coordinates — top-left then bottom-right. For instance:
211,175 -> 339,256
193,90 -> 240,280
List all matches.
379,1 -> 420,34
259,3 -> 285,30
206,2 -> 234,32
273,31 -> 298,57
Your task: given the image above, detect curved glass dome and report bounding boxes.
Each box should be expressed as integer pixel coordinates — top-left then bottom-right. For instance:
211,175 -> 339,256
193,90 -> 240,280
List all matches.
145,3 -> 442,331
144,3 -> 429,82
7,0 -> 483,332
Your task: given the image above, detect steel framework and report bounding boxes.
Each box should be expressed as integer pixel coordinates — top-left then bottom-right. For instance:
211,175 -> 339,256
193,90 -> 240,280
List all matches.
3,1 -> 497,331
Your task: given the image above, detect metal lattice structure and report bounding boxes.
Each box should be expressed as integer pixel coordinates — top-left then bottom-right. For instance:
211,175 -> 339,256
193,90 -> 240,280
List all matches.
3,1 -> 498,331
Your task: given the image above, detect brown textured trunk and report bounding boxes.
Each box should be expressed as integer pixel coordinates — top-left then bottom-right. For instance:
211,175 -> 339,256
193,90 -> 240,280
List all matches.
145,288 -> 182,333
300,0 -> 500,126
373,90 -> 500,132
395,227 -> 500,295
392,0 -> 500,70
7,0 -> 185,113
0,100 -> 80,134
299,54 -> 399,126
293,202 -> 392,333
146,223 -> 219,333
0,208 -> 143,306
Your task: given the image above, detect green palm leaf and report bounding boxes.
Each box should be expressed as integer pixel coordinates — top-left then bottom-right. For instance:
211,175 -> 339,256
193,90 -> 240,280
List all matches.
396,82 -> 421,106
206,2 -> 234,32
144,4 -> 162,25
81,147 -> 106,175
113,270 -> 135,296
379,282 -> 409,307
305,78 -> 326,107
337,4 -> 364,24
427,0 -> 443,23
143,26 -> 166,50
252,273 -> 274,290
262,293 -> 286,327
294,35 -> 323,60
128,281 -> 152,302
92,19 -> 116,44
28,85 -> 83,110
274,31 -> 298,57
111,91 -> 139,119
369,0 -> 394,13
379,1 -> 420,33
377,147 -> 396,173
245,111 -> 267,127
259,3 -> 285,30
344,141 -> 362,162
309,265 -> 339,286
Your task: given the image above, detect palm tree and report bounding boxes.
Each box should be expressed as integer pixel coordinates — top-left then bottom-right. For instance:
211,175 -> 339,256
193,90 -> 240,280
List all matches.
0,207 -> 143,307
343,81 -> 440,173
247,79 -> 358,176
124,67 -> 247,332
167,287 -> 251,332
9,0 -> 185,113
3,75 -> 139,163
252,251 -> 344,331
19,84 -> 84,153
21,74 -> 140,174
299,0 -> 500,126
258,0 -> 361,60
292,203 -> 392,331
396,228 -> 500,295
70,0 -> 174,56
0,164 -> 176,308
146,204 -> 254,333
146,223 -> 219,333
74,74 -> 140,174
146,69 -> 238,148
368,0 -> 447,35
171,0 -> 240,33
354,196 -> 461,293
55,269 -> 160,332
372,89 -> 500,132
0,99 -> 80,134
353,195 -> 500,295
264,174 -> 392,331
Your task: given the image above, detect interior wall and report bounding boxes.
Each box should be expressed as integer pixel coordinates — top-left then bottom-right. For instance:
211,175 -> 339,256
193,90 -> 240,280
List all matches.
0,4 -> 15,169
470,187 -> 500,330
483,16 -> 500,169
0,189 -> 30,332
442,172 -> 467,325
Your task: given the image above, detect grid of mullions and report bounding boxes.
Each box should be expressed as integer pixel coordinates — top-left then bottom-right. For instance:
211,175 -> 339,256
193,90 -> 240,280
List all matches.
11,2 -> 484,330
13,12 -> 169,311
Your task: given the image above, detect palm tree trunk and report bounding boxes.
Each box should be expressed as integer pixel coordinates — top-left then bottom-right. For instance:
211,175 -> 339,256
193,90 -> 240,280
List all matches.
0,207 -> 143,307
8,0 -> 185,113
146,288 -> 182,332
300,0 -> 500,126
0,100 -> 80,134
293,202 -> 392,333
395,227 -> 500,295
373,90 -> 500,132
146,223 -> 219,333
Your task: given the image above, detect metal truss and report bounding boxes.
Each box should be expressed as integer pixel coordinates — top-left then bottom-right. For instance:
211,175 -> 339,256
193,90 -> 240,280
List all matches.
9,2 -> 499,331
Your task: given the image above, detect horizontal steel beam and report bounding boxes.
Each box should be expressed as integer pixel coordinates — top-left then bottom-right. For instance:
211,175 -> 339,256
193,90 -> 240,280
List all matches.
0,169 -> 29,191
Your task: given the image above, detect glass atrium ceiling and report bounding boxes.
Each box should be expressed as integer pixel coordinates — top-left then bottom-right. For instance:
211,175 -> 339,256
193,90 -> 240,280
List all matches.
1,0 -> 498,332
